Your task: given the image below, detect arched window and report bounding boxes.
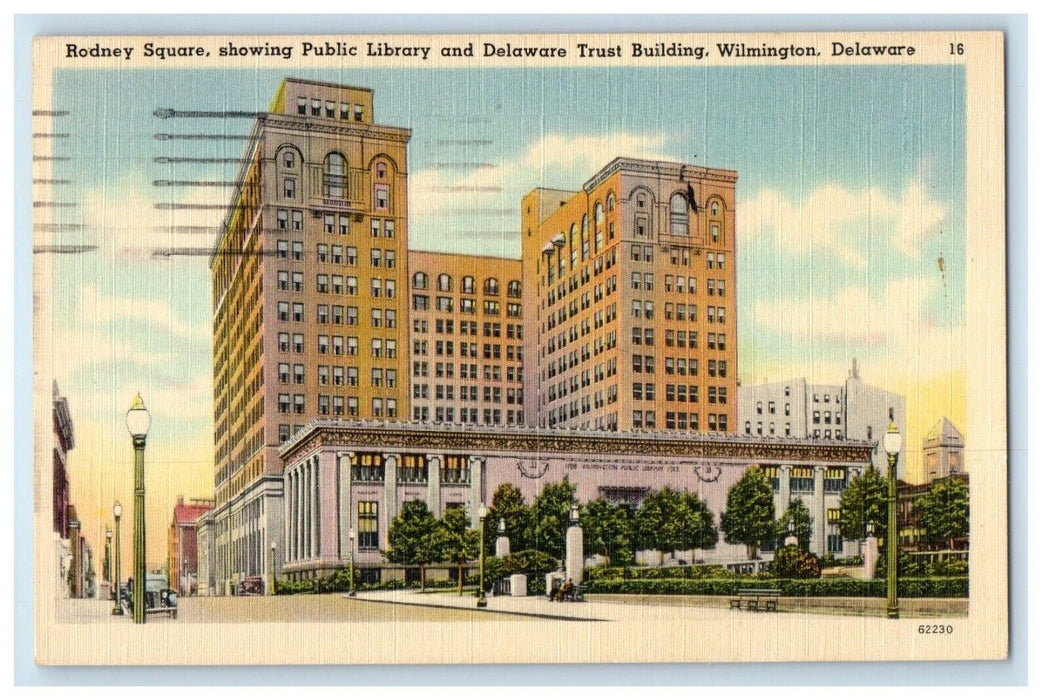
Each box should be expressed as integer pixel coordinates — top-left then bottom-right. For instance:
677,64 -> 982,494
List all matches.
484,277 -> 499,295
278,147 -> 298,170
582,213 -> 589,235
438,273 -> 451,291
376,161 -> 387,179
594,201 -> 605,224
670,193 -> 689,235
462,276 -> 475,294
507,280 -> 522,298
607,193 -> 616,212
710,199 -> 720,216
412,272 -> 429,290
324,152 -> 348,198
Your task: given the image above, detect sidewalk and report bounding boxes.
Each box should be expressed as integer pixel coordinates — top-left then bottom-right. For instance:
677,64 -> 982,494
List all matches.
350,589 -> 610,621
350,589 -> 968,621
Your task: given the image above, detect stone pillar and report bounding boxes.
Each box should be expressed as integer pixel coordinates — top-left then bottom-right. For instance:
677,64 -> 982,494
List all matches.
297,466 -> 305,562
862,536 -> 879,580
426,454 -> 442,515
495,518 -> 511,558
813,465 -> 826,556
777,465 -> 791,519
383,454 -> 398,549
284,472 -> 291,564
565,520 -> 583,585
468,456 -> 484,528
337,453 -> 354,560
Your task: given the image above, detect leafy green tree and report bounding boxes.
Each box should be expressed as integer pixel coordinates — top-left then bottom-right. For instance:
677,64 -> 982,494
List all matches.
487,483 -> 530,555
385,500 -> 442,589
720,466 -> 777,560
580,498 -> 635,566
839,465 -> 888,541
638,487 -> 686,564
526,478 -> 577,562
772,544 -> 822,579
917,476 -> 969,550
777,498 -> 814,552
438,505 -> 480,595
680,491 -> 719,563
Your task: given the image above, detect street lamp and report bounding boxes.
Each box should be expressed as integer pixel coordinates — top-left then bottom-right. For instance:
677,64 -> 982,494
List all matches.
883,422 -> 903,620
476,503 -> 488,608
347,529 -> 356,597
112,501 -> 123,616
126,393 -> 151,624
105,528 -> 113,591
270,541 -> 277,596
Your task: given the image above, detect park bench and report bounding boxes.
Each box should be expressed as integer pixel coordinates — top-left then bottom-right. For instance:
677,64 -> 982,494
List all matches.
729,588 -> 781,612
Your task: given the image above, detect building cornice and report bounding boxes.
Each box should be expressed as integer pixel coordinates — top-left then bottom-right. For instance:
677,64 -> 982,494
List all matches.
280,420 -> 875,466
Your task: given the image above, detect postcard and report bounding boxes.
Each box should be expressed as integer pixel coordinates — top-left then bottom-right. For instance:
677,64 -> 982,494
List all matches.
31,30 -> 1006,665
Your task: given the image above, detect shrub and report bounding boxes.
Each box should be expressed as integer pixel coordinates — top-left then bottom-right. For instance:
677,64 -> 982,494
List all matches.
585,576 -> 968,598
772,545 -> 822,579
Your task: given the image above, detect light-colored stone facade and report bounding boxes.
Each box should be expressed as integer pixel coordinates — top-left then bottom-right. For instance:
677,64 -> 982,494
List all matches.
275,421 -> 875,580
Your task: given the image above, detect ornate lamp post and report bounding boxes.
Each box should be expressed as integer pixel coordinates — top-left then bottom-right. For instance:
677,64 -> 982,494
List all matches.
883,422 -> 903,620
112,501 -> 123,615
476,503 -> 488,608
126,394 -> 151,624
347,529 -> 356,597
105,528 -> 113,593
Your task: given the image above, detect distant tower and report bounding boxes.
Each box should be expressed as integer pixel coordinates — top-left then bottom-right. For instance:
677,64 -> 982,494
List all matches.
923,417 -> 965,482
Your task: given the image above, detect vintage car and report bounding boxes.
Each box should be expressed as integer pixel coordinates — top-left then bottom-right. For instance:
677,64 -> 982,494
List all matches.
119,574 -> 178,618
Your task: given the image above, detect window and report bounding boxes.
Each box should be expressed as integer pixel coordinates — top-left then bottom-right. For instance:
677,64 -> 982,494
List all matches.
311,98 -> 321,116
293,394 -> 305,414
278,394 -> 290,413
462,276 -> 475,294
374,185 -> 389,211
358,501 -> 379,549
284,178 -> 296,198
325,100 -> 335,118
354,104 -> 365,122
292,272 -> 303,292
670,193 -> 689,235
296,97 -> 306,115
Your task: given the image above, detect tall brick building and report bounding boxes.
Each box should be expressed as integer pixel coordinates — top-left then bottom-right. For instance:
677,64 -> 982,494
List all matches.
210,78 -> 410,593
522,158 -> 739,434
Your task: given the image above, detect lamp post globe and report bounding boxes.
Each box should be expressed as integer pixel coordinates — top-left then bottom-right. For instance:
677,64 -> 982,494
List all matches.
112,501 -> 123,616
476,503 -> 488,608
883,422 -> 902,620
126,394 -> 151,624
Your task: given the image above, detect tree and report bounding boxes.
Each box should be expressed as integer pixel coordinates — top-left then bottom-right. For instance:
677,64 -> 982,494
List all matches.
839,464 -> 888,541
720,466 -> 777,559
580,498 -> 635,566
526,478 -> 577,562
638,487 -> 686,564
679,491 -> 719,563
385,500 -> 442,589
438,505 -> 480,595
777,498 -> 814,552
917,476 -> 969,550
487,483 -> 529,555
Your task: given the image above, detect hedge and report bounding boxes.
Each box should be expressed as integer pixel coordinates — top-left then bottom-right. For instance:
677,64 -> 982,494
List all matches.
587,564 -> 746,581
586,576 -> 968,598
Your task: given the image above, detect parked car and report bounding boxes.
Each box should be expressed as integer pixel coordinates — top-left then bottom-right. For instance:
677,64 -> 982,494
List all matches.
118,575 -> 178,618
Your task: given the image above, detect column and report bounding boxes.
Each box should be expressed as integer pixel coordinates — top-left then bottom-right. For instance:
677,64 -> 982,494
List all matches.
298,466 -> 305,562
777,465 -> 791,519
337,452 -> 354,560
383,453 -> 398,549
426,454 -> 442,515
468,456 -> 485,528
284,472 -> 291,563
813,465 -> 826,556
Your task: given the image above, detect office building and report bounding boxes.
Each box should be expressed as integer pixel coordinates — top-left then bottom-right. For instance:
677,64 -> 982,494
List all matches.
408,251 -> 525,426
737,359 -> 906,476
522,158 -> 739,434
209,78 -> 411,593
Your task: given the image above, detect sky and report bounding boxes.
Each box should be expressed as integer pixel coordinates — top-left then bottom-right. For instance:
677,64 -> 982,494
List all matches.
40,63 -> 966,572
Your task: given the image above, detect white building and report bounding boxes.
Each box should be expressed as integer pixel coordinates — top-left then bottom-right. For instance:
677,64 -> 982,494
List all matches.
738,359 -> 905,478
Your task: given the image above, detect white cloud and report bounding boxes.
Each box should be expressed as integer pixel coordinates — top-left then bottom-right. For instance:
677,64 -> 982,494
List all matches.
409,132 -> 674,252
76,173 -> 231,259
738,179 -> 947,266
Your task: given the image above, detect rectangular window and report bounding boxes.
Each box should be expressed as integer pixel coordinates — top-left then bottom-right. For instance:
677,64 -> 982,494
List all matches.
358,501 -> 379,549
